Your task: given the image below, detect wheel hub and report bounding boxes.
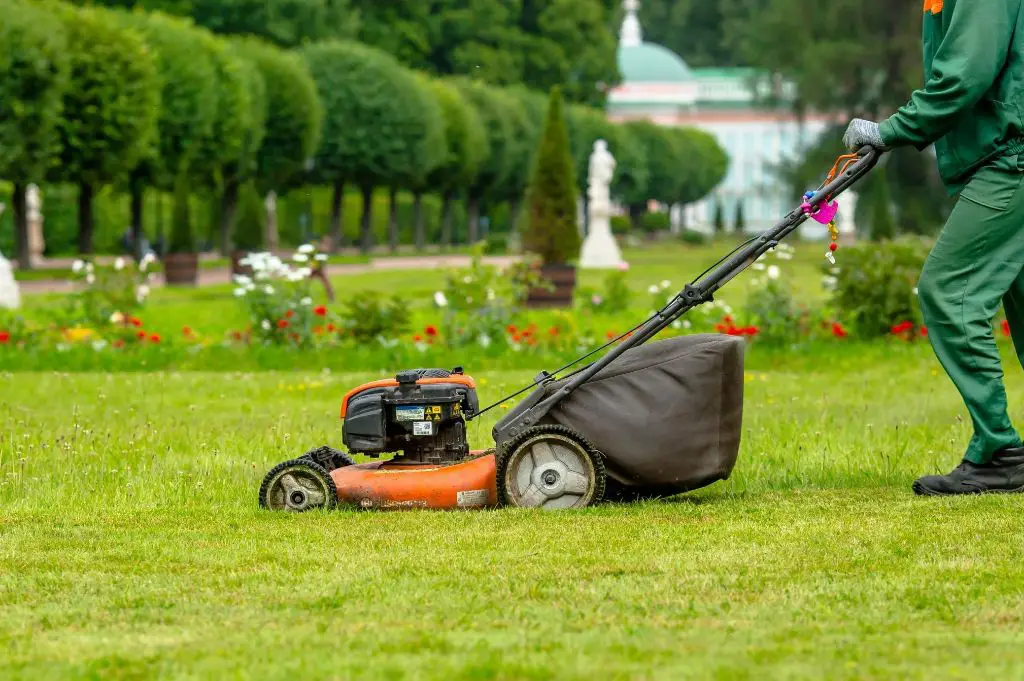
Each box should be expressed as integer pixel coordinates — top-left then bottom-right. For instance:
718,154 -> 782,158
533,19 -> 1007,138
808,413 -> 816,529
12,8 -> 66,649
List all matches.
507,434 -> 595,509
266,467 -> 329,512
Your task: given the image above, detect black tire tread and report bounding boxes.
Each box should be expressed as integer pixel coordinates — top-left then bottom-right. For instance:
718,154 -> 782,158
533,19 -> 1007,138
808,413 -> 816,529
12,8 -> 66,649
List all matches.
258,458 -> 338,511
496,424 -> 606,508
300,445 -> 355,472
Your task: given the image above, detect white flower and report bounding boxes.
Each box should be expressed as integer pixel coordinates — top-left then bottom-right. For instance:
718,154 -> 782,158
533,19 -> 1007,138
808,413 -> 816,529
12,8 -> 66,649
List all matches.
314,253 -> 329,262
261,320 -> 271,331
486,288 -> 495,301
660,280 -> 671,290
767,265 -> 780,280
136,285 -> 150,303
776,251 -> 793,261
414,341 -> 429,353
591,294 -> 603,306
752,263 -> 765,271
141,252 -> 157,270
722,304 -> 733,315
72,260 -> 85,274
913,287 -> 919,296
297,267 -> 312,278
682,320 -> 692,330
92,340 -> 108,352
434,291 -> 448,307
292,253 -> 309,263
478,334 -> 492,348
233,275 -> 252,286
85,262 -> 95,274
264,286 -> 275,295
114,257 -> 125,271
110,311 -> 125,324
647,285 -> 659,294
300,297 -> 313,306
86,273 -> 96,285
463,276 -> 473,284
234,288 -> 247,297
671,320 -> 681,329
822,275 -> 838,289
298,244 -> 315,255
378,337 -> 399,349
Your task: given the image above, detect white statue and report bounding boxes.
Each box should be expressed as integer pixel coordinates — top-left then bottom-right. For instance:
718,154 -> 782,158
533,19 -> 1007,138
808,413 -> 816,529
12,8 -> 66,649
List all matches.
0,203 -> 20,310
26,184 -> 45,266
580,139 -> 626,269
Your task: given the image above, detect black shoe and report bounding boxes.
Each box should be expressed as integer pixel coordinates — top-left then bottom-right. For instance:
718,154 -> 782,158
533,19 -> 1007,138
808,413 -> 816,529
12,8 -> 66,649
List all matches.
913,448 -> 1024,496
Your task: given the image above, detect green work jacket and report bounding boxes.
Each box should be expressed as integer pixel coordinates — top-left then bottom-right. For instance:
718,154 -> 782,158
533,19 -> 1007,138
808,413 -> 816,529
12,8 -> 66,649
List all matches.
879,0 -> 1024,193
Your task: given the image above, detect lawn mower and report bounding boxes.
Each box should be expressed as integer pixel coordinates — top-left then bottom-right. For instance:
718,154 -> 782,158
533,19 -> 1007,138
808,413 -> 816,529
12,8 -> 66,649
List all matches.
258,148 -> 881,512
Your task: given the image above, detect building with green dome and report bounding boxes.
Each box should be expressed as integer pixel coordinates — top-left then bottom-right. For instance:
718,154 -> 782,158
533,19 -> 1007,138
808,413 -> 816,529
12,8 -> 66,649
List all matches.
607,0 -> 843,235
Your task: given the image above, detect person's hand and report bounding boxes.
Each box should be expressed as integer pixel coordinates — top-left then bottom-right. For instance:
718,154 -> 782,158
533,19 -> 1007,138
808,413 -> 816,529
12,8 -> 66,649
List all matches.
842,119 -> 888,151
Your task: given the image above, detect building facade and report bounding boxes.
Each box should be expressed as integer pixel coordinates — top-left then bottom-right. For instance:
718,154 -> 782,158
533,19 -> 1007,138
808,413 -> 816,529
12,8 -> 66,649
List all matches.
606,0 -> 844,236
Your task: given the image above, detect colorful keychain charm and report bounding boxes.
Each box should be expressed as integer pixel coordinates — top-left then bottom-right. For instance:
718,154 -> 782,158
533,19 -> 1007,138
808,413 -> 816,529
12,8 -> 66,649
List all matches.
825,219 -> 839,265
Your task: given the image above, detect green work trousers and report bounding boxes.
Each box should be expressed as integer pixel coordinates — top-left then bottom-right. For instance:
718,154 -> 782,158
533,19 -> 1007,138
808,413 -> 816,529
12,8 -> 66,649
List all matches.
918,155 -> 1024,464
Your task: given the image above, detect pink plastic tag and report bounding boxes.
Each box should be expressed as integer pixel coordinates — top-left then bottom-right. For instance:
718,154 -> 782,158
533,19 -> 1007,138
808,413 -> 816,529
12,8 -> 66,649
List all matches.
801,199 -> 839,225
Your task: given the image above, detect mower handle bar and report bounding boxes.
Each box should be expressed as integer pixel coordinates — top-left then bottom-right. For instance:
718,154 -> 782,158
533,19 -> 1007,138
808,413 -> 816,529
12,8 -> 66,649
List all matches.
489,146 -> 881,446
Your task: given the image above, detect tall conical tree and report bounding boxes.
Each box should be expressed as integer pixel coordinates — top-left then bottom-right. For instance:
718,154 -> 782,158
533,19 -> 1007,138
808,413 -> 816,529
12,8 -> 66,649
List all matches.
522,87 -> 579,265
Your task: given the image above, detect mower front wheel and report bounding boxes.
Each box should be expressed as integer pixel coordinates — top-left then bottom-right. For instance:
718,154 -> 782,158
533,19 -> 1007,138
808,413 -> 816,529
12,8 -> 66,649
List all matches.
259,459 -> 338,512
497,425 -> 606,509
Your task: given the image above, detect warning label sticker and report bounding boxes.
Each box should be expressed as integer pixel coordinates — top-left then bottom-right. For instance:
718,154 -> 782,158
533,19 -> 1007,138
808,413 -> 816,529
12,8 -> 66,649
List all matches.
413,421 -> 433,436
456,489 -> 489,507
395,406 -> 425,421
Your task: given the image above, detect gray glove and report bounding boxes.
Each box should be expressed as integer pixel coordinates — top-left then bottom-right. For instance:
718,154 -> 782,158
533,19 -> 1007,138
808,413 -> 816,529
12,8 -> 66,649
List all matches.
842,119 -> 888,151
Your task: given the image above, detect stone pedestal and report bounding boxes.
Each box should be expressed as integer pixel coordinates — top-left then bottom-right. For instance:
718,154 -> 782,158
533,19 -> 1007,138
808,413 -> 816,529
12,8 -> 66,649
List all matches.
580,140 -> 625,269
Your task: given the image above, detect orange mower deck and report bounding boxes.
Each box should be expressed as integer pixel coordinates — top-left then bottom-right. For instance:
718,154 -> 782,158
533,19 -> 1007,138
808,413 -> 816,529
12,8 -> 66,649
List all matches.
331,451 -> 497,510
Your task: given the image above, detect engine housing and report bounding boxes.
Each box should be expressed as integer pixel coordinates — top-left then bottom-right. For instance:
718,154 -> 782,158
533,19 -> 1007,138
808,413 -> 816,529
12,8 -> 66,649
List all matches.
341,368 -> 479,465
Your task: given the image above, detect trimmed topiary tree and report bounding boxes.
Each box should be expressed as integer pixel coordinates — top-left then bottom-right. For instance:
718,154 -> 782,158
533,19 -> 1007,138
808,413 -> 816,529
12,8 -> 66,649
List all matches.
220,43 -> 267,256
115,10 -> 219,259
424,78 -> 486,251
523,87 -> 579,266
0,0 -> 69,268
302,40 -> 442,253
454,79 -> 513,248
51,4 -> 160,254
236,38 -> 322,193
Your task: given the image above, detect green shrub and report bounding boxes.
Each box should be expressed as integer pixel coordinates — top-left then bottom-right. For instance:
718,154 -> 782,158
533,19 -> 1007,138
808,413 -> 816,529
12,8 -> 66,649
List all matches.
641,211 -> 670,234
826,238 -> 929,337
678,229 -> 707,246
578,267 -> 631,313
610,215 -> 631,236
337,290 -> 411,343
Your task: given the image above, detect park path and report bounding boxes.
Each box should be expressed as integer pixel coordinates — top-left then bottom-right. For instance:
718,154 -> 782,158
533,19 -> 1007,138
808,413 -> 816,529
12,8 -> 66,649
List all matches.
18,254 -> 520,296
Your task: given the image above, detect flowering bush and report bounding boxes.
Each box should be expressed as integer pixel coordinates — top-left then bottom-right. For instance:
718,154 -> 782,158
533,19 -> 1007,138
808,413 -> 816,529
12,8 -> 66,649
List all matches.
57,255 -> 158,329
435,245 -> 545,348
232,245 -> 329,347
826,238 -> 928,337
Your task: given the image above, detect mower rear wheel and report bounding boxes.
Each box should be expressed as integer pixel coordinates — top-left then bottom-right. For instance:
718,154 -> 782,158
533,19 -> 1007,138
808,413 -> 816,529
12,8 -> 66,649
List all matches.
497,425 -> 605,509
259,459 -> 338,512
299,445 -> 354,472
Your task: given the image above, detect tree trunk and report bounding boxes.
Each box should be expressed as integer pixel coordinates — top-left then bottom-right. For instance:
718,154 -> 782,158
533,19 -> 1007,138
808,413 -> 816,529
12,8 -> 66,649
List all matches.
360,185 -> 374,255
329,180 -> 344,252
155,192 -> 165,256
413,193 -> 426,251
441,192 -> 454,250
130,180 -> 145,260
78,182 -> 95,255
12,183 -> 30,270
387,187 -> 399,253
219,179 -> 239,256
628,203 -> 643,233
509,197 -> 522,239
467,195 -> 480,244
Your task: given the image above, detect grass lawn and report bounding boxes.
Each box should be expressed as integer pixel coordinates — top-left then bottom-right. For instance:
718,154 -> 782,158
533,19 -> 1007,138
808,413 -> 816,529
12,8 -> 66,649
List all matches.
4,343 -> 1024,679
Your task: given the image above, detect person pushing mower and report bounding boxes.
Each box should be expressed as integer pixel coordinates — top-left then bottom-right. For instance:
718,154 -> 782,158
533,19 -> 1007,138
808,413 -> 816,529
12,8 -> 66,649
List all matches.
843,0 -> 1024,495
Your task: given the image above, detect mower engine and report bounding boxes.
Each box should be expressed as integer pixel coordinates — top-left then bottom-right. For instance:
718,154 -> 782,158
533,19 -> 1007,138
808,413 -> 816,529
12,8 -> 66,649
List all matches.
341,367 -> 479,465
